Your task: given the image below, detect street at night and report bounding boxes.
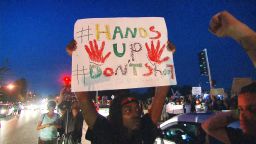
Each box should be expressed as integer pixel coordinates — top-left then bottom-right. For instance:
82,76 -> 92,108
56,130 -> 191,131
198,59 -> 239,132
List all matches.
0,110 -> 39,144
0,109 -> 91,144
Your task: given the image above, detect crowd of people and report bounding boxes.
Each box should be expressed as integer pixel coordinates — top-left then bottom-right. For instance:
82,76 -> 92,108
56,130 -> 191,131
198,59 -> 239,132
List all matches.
36,11 -> 256,144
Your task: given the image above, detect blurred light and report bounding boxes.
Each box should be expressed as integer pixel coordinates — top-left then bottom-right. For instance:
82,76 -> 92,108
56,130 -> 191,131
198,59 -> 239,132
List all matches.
182,134 -> 187,140
63,76 -> 71,86
203,94 -> 209,99
98,108 -> 109,117
28,104 -> 37,110
40,98 -> 48,112
7,84 -> 15,90
1,109 -> 7,114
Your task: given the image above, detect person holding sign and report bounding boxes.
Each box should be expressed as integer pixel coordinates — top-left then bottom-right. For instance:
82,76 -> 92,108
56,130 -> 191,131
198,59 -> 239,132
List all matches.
65,39 -> 174,144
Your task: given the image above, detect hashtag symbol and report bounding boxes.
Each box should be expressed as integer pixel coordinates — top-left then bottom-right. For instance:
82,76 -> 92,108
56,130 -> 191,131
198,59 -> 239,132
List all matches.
76,26 -> 93,43
72,64 -> 89,85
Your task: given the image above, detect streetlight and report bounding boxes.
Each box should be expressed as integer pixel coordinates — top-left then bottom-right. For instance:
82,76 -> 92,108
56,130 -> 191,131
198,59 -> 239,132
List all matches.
6,83 -> 15,102
7,83 -> 15,91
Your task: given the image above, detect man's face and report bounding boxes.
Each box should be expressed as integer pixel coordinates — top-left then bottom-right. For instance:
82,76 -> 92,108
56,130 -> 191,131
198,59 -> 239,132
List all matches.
122,102 -> 141,131
238,93 -> 256,135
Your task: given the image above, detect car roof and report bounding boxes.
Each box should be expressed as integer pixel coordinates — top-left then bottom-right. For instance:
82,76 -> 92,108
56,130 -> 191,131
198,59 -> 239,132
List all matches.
160,112 -> 213,129
0,103 -> 12,106
160,112 -> 240,129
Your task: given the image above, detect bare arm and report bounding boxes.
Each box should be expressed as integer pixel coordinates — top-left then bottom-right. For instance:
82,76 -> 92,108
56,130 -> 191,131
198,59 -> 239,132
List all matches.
75,91 -> 98,129
238,34 -> 256,67
150,86 -> 169,124
52,124 -> 61,129
209,11 -> 256,67
57,88 -> 65,105
150,41 -> 174,124
36,121 -> 51,130
36,120 -> 61,130
65,40 -> 98,129
201,111 -> 239,144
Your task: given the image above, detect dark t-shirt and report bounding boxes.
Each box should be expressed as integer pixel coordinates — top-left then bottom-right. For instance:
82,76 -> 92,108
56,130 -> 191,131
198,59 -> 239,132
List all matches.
226,127 -> 255,144
61,111 -> 84,142
86,114 -> 162,144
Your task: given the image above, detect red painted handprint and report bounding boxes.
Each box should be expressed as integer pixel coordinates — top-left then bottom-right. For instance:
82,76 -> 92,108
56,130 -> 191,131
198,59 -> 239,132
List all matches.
145,40 -> 169,64
85,39 -> 111,64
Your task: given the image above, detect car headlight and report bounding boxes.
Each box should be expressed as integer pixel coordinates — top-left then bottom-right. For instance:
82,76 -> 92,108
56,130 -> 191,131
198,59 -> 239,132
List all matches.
0,109 -> 7,114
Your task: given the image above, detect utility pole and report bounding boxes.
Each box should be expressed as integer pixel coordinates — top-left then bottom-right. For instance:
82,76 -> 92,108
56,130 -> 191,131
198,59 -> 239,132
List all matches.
204,49 -> 213,89
198,48 -> 213,89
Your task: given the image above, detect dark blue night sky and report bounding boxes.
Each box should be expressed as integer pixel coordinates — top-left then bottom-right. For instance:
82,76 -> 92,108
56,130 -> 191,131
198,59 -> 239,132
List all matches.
0,0 -> 255,96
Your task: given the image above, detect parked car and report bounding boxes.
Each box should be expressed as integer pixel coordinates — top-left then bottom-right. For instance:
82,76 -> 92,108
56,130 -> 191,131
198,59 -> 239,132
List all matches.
0,103 -> 14,117
155,112 -> 240,144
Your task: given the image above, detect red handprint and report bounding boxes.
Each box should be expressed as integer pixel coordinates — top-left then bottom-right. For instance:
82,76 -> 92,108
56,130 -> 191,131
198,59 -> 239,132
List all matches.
85,39 -> 111,64
145,40 -> 169,64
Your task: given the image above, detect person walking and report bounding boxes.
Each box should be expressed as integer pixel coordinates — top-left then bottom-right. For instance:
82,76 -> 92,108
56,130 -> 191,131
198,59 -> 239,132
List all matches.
37,101 -> 61,144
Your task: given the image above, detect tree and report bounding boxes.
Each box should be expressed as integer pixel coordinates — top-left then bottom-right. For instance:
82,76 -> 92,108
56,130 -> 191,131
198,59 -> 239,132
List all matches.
0,59 -> 10,85
0,91 -> 8,102
13,78 -> 27,102
0,66 -> 9,74
0,66 -> 9,84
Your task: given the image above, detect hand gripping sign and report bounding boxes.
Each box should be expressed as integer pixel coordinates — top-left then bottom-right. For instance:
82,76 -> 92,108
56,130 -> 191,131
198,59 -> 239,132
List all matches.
72,17 -> 176,92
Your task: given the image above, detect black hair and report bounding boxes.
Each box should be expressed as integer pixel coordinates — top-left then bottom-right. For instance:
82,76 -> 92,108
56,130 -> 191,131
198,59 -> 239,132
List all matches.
58,101 -> 69,110
108,89 -> 137,133
47,100 -> 56,109
240,82 -> 256,94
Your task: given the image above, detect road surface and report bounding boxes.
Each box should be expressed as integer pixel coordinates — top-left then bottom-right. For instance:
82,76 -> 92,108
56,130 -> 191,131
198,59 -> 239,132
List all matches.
0,110 -> 91,144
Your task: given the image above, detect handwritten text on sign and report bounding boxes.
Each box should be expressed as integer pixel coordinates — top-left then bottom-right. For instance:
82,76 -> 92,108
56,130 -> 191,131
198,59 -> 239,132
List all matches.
72,17 -> 176,92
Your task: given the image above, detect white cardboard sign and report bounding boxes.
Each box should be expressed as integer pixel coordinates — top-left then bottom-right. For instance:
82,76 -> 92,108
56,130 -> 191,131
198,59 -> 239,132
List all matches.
192,87 -> 202,95
72,17 -> 176,92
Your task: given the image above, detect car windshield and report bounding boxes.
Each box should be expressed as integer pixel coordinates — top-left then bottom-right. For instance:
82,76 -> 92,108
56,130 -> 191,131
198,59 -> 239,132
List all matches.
161,121 -> 226,144
163,122 -> 202,143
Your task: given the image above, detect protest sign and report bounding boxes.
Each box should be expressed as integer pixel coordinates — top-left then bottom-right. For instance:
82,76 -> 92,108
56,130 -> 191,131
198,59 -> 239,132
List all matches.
210,88 -> 225,96
72,17 -> 176,92
192,87 -> 202,95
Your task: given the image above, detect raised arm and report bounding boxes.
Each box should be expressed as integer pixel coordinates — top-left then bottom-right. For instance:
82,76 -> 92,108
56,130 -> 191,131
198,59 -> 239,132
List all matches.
201,110 -> 239,144
65,40 -> 98,129
149,40 -> 175,124
209,11 -> 256,67
75,92 -> 98,129
57,88 -> 65,105
150,86 -> 169,124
